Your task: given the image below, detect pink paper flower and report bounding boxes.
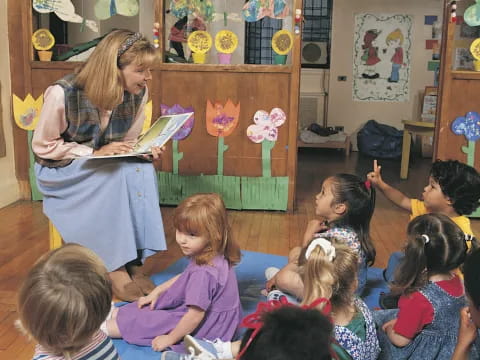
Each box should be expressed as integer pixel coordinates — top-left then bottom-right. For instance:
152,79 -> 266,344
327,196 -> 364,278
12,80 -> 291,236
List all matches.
247,108 -> 286,143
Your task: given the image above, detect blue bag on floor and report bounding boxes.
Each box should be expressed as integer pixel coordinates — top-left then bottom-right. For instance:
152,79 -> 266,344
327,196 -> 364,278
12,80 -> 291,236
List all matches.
357,120 -> 403,159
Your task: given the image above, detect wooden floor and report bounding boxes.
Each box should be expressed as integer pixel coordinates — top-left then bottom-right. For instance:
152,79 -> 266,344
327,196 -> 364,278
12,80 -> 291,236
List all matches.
1,149 -> 479,358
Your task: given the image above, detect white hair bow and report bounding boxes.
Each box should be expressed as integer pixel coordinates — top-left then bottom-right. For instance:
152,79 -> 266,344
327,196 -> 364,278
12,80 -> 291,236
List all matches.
305,238 -> 336,262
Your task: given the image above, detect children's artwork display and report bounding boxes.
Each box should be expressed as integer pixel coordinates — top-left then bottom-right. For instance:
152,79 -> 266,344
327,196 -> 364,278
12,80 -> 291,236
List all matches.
155,104 -> 289,211
242,0 -> 290,22
32,0 -> 99,32
169,0 -> 215,22
353,14 -> 412,102
451,111 -> 480,217
244,108 -> 288,210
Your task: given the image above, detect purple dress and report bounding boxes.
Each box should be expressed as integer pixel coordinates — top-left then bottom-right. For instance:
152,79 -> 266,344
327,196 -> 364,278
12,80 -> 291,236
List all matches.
116,255 -> 242,352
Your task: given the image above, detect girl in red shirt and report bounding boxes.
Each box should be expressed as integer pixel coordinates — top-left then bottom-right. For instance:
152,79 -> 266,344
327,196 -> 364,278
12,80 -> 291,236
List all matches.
373,213 -> 479,359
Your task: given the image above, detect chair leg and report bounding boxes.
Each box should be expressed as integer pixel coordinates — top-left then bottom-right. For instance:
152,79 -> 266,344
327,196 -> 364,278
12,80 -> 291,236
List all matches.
49,221 -> 62,250
400,129 -> 411,179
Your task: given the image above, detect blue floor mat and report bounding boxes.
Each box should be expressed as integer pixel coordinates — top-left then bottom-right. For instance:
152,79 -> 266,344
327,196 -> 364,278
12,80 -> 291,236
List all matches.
113,250 -> 388,358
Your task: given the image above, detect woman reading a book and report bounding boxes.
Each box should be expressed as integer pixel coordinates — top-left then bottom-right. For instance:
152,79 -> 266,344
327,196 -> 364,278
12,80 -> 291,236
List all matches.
32,30 -> 166,301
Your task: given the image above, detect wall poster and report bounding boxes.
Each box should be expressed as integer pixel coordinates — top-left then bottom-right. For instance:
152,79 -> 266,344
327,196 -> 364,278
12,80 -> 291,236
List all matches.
353,13 -> 412,102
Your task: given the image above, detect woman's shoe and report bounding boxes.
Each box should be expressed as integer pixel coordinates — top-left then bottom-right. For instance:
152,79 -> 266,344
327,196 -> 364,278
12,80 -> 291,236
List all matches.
127,264 -> 156,295
109,267 -> 143,302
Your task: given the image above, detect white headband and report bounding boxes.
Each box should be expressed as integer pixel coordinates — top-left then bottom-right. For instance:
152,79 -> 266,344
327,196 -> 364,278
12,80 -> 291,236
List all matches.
305,238 -> 336,262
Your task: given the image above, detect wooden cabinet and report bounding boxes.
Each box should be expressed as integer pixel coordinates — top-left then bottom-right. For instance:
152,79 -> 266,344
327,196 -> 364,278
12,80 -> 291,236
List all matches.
435,0 -> 480,172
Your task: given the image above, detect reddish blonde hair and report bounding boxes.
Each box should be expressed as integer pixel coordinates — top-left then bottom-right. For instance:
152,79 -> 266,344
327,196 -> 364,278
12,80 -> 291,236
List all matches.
174,193 -> 241,266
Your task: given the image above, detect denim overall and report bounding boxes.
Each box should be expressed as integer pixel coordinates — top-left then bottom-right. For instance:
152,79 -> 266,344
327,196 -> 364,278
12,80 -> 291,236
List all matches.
374,280 -> 472,360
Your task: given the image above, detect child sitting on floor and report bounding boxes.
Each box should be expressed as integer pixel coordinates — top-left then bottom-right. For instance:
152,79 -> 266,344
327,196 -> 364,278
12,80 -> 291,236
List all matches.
104,193 -> 242,353
171,238 -> 380,360
368,159 -> 480,279
374,213 -> 479,359
17,243 -> 119,360
162,300 -> 335,360
265,173 -> 376,299
453,248 -> 480,359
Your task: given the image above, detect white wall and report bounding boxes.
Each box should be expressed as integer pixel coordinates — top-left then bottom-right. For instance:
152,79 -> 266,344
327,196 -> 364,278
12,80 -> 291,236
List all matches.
327,0 -> 442,138
0,0 -> 20,208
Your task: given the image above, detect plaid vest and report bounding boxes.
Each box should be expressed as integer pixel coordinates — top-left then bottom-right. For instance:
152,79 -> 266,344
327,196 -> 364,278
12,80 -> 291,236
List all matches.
35,74 -> 145,167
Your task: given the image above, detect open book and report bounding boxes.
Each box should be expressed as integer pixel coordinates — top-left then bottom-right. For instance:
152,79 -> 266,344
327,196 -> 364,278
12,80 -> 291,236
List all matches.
84,112 -> 194,159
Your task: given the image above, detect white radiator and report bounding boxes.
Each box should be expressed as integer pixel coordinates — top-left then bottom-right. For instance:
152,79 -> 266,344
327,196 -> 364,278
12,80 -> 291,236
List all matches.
299,92 -> 326,130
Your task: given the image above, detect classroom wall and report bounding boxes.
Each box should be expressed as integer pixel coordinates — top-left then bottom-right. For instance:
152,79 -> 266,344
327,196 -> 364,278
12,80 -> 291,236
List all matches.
327,0 -> 442,138
0,0 -> 20,208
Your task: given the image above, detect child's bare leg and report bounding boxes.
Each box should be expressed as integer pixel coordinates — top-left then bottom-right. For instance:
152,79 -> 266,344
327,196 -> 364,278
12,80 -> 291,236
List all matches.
105,308 -> 122,338
273,262 -> 304,299
231,340 -> 241,357
288,246 -> 302,263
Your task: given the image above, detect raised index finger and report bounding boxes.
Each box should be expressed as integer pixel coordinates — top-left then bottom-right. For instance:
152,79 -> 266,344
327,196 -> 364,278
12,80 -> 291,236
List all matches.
373,159 -> 378,172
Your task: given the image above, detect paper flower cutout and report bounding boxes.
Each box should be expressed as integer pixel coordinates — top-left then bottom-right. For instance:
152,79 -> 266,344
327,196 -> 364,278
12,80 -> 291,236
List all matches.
242,0 -> 289,22
160,104 -> 195,140
215,30 -> 238,54
247,108 -> 286,143
451,111 -> 480,142
272,30 -> 293,55
471,38 -> 480,60
206,100 -> 240,137
187,31 -> 212,54
32,29 -> 55,51
12,94 -> 44,130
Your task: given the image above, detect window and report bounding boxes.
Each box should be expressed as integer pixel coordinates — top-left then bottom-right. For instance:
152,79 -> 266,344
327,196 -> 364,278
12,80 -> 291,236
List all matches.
301,0 -> 332,68
244,17 -> 283,65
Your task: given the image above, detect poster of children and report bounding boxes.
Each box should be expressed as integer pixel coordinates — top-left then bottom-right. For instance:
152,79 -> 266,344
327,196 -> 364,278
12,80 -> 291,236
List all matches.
353,14 -> 412,102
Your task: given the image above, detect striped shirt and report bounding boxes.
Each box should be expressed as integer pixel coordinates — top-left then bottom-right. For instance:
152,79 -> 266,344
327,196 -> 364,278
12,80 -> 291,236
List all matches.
32,330 -> 119,360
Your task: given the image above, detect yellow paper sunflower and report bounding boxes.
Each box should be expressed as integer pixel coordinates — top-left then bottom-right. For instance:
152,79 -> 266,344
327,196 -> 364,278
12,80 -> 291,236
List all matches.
187,31 -> 212,54
470,38 -> 480,60
272,30 -> 293,55
215,30 -> 238,54
32,28 -> 55,51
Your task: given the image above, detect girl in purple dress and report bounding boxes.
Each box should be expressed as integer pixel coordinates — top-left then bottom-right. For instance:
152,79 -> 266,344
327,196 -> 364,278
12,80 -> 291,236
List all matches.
104,193 -> 242,352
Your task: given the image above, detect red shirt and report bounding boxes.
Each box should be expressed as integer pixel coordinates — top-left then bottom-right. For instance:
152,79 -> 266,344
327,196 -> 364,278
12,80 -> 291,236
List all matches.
393,275 -> 464,339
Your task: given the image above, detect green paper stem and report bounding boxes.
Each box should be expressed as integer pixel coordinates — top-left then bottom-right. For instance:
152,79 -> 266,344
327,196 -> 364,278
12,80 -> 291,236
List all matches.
224,12 -> 227,26
172,140 -> 183,175
217,136 -> 228,175
461,140 -> 476,167
262,140 -> 275,177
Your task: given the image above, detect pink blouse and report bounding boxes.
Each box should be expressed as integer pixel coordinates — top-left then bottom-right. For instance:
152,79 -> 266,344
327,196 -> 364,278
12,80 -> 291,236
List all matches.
32,85 -> 148,160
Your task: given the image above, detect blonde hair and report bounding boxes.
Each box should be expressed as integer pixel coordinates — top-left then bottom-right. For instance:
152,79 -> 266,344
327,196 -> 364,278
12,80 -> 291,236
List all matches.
299,239 -> 359,312
174,193 -> 241,266
386,29 -> 404,45
17,244 -> 112,357
75,29 -> 156,110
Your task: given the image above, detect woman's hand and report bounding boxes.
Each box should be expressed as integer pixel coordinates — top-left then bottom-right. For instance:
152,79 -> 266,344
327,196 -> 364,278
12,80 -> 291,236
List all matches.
151,334 -> 174,352
93,141 -> 134,156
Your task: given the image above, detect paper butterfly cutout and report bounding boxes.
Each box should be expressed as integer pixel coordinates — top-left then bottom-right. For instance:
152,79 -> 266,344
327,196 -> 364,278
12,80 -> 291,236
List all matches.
94,0 -> 139,20
242,0 -> 289,23
247,108 -> 286,143
33,0 -> 98,32
451,111 -> 480,142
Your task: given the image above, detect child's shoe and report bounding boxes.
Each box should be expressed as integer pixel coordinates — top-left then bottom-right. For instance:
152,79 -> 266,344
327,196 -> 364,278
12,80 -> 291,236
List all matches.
161,350 -> 214,360
265,267 -> 280,280
266,289 -> 300,304
184,335 -> 234,359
